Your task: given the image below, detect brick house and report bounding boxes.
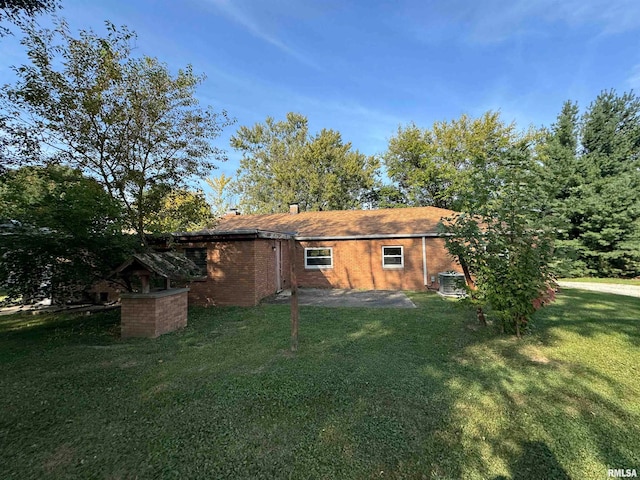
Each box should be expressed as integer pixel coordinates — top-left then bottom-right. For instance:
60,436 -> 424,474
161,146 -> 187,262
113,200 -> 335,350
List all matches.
169,205 -> 462,307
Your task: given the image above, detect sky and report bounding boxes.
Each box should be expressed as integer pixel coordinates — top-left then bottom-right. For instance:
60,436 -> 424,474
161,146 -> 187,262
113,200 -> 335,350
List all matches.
2,0 -> 640,187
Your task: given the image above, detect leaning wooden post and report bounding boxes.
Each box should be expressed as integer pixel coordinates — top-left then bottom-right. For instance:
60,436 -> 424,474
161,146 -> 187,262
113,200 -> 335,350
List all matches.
289,237 -> 299,352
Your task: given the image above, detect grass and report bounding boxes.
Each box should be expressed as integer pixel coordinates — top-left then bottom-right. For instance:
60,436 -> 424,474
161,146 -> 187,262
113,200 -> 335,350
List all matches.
0,291 -> 638,479
560,277 -> 640,286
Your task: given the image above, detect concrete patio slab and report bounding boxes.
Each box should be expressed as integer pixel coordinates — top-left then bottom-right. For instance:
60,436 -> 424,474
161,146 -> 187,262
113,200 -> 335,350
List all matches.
264,288 -> 416,308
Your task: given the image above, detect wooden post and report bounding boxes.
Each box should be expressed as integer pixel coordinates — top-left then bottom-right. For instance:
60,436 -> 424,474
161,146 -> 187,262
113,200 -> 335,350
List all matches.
289,237 -> 299,352
140,273 -> 150,294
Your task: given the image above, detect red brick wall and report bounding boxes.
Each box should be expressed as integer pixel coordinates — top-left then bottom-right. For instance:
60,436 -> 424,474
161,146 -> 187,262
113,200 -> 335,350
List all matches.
183,239 -> 292,306
296,238 -> 460,290
121,288 -> 188,338
254,239 -> 292,301
178,236 -> 459,307
184,240 -> 257,307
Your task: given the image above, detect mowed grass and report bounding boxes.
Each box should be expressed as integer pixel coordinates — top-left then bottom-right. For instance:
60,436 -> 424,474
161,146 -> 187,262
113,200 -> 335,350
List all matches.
0,291 -> 638,479
561,277 -> 640,286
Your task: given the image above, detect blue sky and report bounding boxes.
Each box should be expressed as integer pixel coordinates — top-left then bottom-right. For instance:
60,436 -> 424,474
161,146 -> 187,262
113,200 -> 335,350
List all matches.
2,0 -> 640,185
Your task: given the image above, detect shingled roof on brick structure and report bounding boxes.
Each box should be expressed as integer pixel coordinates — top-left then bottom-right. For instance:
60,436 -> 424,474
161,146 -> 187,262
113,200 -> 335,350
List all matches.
213,206 -> 456,239
115,251 -> 206,281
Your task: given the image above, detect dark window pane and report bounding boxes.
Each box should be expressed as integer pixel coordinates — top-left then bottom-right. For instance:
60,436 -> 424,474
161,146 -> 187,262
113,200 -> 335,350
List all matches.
307,249 -> 331,257
307,257 -> 332,266
383,256 -> 402,265
185,248 -> 207,274
383,247 -> 402,256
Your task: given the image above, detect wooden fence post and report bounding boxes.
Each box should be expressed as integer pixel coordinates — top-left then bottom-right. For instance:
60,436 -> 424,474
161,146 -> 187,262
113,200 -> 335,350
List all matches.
289,237 -> 299,352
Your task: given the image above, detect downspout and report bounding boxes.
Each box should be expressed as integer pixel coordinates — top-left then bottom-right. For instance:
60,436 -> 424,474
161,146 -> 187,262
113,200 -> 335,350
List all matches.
422,236 -> 428,287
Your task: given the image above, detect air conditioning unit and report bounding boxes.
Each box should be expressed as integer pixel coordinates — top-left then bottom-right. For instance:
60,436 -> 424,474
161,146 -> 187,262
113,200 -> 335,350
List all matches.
438,272 -> 467,297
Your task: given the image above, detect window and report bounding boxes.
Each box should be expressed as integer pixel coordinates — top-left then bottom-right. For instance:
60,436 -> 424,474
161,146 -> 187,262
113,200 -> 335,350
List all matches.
305,247 -> 333,269
382,246 -> 404,268
185,248 -> 207,275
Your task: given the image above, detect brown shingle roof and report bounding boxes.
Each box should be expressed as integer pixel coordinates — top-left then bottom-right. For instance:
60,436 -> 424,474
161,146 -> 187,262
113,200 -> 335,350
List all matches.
115,252 -> 206,281
215,206 -> 456,238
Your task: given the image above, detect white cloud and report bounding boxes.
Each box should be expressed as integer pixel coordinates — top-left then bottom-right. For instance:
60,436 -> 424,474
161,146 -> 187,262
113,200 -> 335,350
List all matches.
403,0 -> 640,45
628,64 -> 640,90
202,0 -> 321,70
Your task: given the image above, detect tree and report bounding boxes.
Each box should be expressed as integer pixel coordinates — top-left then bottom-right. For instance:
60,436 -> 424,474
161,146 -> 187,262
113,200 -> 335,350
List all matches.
0,20 -> 234,243
542,91 -> 640,277
383,112 -> 521,211
538,101 -> 585,276
364,184 -> 407,209
231,112 -> 379,214
440,142 -> 554,337
0,0 -> 58,35
205,173 -> 235,217
0,165 -> 134,303
144,187 -> 213,234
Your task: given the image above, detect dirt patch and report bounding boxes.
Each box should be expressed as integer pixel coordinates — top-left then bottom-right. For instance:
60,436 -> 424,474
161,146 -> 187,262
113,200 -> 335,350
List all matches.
43,444 -> 74,473
119,360 -> 139,369
520,345 -> 554,365
142,382 -> 170,399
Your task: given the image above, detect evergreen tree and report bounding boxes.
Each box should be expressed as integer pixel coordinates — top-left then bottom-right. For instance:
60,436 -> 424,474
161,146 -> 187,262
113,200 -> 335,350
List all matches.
544,91 -> 640,277
540,101 -> 586,276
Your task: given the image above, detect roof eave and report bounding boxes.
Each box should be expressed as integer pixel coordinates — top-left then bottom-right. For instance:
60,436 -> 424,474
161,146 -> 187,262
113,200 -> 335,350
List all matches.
172,229 -> 294,242
294,232 -> 448,241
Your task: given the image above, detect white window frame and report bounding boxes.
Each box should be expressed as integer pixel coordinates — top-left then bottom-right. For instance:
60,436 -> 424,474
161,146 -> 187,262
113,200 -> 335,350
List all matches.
382,245 -> 404,269
304,247 -> 333,269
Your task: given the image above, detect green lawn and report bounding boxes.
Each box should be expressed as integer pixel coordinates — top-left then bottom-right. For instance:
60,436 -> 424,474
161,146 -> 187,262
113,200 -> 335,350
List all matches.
1,291 -> 638,479
560,277 -> 640,286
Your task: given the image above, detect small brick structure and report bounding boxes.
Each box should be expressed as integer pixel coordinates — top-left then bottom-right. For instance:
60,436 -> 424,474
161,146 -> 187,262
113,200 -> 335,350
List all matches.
121,288 -> 189,338
115,252 -> 203,339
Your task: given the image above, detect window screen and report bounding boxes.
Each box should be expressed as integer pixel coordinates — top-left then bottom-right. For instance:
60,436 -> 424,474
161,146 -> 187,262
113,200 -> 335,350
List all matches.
185,248 -> 207,275
382,246 -> 404,268
305,248 -> 333,268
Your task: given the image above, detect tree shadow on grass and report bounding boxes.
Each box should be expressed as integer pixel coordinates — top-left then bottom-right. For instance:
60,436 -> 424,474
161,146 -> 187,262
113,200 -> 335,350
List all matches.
493,441 -> 570,480
534,289 -> 640,346
301,290 -> 640,478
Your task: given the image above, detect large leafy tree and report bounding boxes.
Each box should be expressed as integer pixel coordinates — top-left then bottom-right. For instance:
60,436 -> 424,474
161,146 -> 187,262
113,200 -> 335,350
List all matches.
0,166 -> 134,303
143,187 -> 213,234
205,173 -> 235,218
231,112 -> 379,214
383,112 -> 522,210
1,20 -> 234,242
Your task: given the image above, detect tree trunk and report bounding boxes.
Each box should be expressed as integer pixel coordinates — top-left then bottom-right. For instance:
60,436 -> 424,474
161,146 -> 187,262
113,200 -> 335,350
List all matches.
477,308 -> 487,326
459,256 -> 476,290
459,255 -> 487,326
